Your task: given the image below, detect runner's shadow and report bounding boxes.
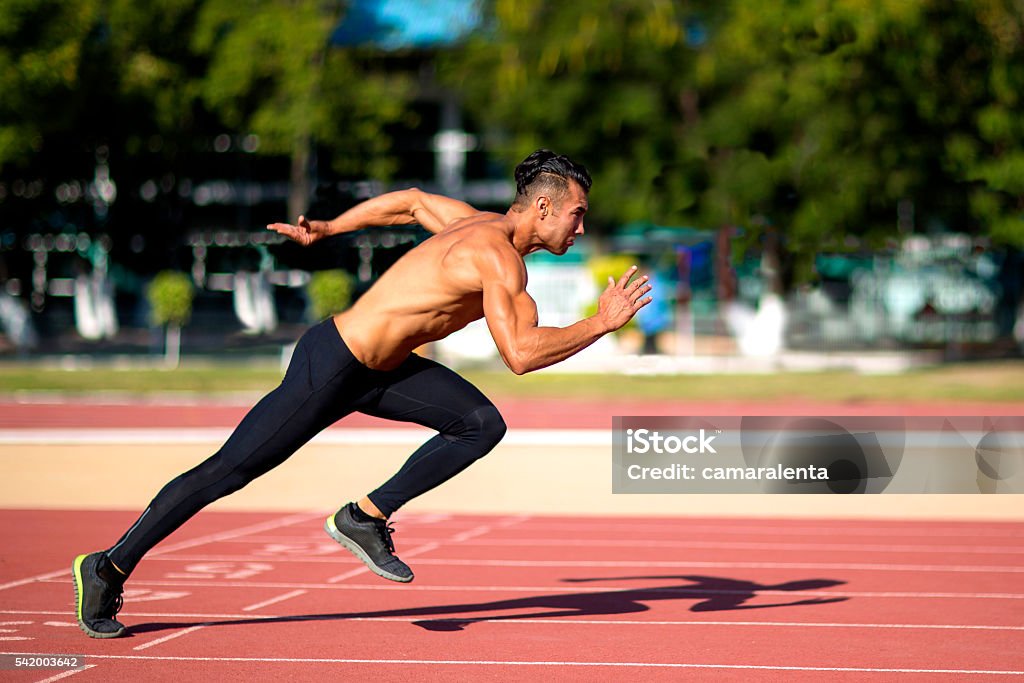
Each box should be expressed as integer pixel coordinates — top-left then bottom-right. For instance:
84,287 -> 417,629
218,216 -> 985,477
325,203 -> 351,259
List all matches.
126,574 -> 848,635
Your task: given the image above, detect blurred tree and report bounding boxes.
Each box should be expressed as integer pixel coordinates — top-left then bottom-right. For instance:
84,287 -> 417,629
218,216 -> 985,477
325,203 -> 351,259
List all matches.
441,0 -> 719,229
147,270 -> 194,367
0,0 -> 207,280
0,0 -> 97,168
695,0 -> 1024,282
192,0 -> 413,221
0,0 -> 201,171
306,268 -> 354,320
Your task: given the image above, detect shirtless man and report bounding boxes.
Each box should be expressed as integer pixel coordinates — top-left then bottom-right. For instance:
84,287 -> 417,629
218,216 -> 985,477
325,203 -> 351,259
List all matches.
71,149 -> 653,638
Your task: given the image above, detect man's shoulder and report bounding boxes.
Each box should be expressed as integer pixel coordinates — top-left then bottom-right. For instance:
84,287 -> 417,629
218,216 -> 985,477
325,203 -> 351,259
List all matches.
442,218 -> 524,279
447,215 -> 516,251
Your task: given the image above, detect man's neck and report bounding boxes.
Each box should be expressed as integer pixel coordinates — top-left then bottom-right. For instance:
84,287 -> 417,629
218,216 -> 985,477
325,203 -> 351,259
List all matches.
507,209 -> 544,256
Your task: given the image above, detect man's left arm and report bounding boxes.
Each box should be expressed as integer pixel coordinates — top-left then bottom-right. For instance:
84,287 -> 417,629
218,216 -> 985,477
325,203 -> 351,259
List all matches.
267,189 -> 478,245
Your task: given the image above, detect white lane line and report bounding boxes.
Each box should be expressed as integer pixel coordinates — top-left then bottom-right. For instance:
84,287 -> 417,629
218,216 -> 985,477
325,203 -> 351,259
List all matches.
93,554 -> 1024,574
32,578 -> 1024,601
32,665 -> 97,683
340,617 -> 1024,631
0,428 -> 607,446
326,542 -> 440,584
211,536 -> 1024,555
1,610 -> 1021,632
324,566 -> 369,584
0,652 -> 1020,675
0,570 -> 70,593
133,624 -> 209,651
450,526 -> 494,543
483,521 -> 1024,539
242,590 -> 307,612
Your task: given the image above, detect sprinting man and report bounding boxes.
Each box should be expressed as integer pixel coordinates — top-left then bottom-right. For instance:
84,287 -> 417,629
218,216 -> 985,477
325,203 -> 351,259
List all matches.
72,149 -> 653,638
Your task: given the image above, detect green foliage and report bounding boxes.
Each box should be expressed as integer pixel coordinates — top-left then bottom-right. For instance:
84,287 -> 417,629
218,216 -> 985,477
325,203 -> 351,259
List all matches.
147,271 -> 195,327
0,0 -> 100,167
587,254 -> 640,288
441,0 -> 712,229
306,269 -> 354,320
584,254 -> 641,330
0,0 -> 203,170
192,0 -> 412,180
447,0 -> 1024,269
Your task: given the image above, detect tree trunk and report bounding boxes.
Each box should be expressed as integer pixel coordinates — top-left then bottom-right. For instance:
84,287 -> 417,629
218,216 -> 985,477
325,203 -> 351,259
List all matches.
164,323 -> 181,370
287,136 -> 311,222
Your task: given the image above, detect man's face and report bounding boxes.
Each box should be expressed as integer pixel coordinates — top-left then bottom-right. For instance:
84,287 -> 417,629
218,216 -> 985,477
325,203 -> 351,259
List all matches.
540,181 -> 588,255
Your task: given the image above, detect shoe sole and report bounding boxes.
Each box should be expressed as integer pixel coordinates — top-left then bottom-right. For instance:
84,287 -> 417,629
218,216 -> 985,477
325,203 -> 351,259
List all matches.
323,516 -> 413,583
71,554 -> 125,639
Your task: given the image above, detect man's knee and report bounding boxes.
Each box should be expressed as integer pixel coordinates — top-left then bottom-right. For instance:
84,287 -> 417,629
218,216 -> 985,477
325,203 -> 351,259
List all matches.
464,405 -> 507,450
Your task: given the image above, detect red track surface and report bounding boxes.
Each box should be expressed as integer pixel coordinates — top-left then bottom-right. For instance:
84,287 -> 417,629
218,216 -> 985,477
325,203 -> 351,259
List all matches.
2,510 -> 1023,681
3,399 -> 1024,679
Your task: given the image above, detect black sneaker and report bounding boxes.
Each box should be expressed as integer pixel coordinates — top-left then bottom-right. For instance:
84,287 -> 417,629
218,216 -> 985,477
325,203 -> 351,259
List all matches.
72,552 -> 126,638
324,503 -> 414,583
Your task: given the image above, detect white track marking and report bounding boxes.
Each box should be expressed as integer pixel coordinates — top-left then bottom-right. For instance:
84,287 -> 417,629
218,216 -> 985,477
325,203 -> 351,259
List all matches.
0,652 -> 1020,675
325,542 -> 439,584
100,554 -> 1024,574
242,590 -> 307,612
33,578 -> 1024,601
133,624 -> 209,651
31,665 -> 96,683
325,518 -> 523,584
485,520 -> 1024,539
0,570 -> 69,593
3,609 -> 1022,631
0,428 -> 607,446
201,535 -> 1024,555
147,512 -> 323,557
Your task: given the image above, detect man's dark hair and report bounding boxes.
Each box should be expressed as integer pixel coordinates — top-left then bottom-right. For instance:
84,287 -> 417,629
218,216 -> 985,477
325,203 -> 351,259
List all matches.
511,149 -> 591,210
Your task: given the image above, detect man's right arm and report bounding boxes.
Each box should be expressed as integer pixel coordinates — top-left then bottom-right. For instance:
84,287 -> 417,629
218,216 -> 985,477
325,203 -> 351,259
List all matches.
481,249 -> 652,375
267,189 -> 478,245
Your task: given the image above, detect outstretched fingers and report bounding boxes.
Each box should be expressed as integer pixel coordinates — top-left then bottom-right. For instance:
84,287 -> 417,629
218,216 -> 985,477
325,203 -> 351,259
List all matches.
617,265 -> 653,307
617,264 -> 639,289
631,280 -> 653,309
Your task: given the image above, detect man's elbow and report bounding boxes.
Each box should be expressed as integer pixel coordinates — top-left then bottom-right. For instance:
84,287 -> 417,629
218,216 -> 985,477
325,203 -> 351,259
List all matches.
503,350 -> 532,376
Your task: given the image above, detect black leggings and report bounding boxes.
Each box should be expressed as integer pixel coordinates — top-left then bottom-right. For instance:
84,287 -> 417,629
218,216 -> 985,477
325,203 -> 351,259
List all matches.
107,319 -> 506,575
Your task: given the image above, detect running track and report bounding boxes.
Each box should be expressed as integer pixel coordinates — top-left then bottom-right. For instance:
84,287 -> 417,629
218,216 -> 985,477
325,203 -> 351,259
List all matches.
2,398 -> 1023,680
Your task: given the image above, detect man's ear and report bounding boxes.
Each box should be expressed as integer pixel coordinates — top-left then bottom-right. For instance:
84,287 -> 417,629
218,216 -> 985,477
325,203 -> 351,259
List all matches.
536,195 -> 551,218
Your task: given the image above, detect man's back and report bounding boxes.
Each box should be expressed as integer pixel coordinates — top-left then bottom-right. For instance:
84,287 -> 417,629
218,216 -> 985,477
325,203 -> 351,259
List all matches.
336,211 -> 521,370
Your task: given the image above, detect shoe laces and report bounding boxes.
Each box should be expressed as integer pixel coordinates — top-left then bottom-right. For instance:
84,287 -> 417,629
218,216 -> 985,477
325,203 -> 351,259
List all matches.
109,592 -> 124,618
375,520 -> 397,555
99,580 -> 124,619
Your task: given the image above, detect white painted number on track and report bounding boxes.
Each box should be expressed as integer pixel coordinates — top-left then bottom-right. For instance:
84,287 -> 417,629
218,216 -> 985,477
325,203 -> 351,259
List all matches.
165,562 -> 273,580
123,589 -> 191,602
0,621 -> 33,641
252,543 -> 339,557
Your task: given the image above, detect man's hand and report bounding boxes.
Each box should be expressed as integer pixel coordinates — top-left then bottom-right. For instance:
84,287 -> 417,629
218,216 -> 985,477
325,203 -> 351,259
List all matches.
266,215 -> 332,246
596,265 -> 653,332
